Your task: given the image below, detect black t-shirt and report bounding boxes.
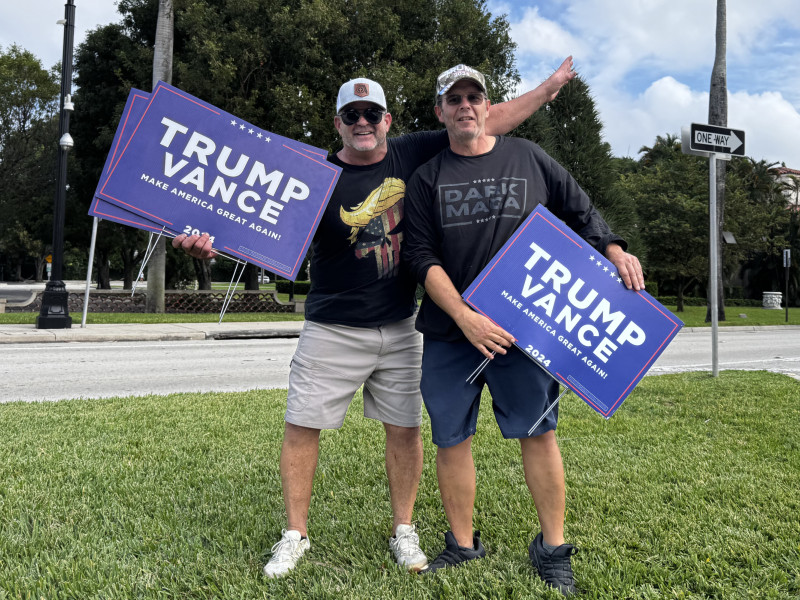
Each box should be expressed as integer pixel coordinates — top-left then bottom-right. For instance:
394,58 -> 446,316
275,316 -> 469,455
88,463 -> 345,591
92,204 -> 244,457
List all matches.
404,136 -> 626,342
304,130 -> 449,327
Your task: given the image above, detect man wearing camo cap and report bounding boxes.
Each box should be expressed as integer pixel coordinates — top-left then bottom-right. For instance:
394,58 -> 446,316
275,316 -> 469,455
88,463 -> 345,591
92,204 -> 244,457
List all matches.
405,63 -> 644,595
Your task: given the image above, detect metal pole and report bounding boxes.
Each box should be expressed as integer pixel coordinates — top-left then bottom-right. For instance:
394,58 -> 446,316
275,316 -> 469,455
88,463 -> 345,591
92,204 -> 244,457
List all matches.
36,0 -> 76,329
786,249 -> 791,324
81,217 -> 99,327
709,154 -> 719,377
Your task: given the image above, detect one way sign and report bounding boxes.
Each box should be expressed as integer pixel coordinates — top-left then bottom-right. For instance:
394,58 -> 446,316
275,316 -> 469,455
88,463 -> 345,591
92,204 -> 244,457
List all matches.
688,123 -> 745,156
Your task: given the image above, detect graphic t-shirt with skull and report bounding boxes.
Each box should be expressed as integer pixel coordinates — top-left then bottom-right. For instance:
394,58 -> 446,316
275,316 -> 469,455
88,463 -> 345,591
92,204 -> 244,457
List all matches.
304,130 -> 448,327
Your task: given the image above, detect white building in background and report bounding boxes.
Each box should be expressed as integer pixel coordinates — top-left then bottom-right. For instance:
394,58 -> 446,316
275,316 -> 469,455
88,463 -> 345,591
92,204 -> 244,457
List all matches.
776,166 -> 800,209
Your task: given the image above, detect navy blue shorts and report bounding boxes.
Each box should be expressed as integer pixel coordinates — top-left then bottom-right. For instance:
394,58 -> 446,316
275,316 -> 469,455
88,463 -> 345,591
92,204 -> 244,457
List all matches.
421,338 -> 559,448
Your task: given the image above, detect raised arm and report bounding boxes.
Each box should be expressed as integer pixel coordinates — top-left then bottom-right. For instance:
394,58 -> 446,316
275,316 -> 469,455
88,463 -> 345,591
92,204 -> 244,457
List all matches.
485,56 -> 575,136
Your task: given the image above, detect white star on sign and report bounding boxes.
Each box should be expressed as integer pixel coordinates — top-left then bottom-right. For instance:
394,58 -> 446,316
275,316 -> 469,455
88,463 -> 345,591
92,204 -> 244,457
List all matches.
264,137 -> 271,142
603,266 -> 608,272
588,255 -> 595,262
257,132 -> 263,139
248,128 -> 254,134
230,119 -> 237,126
596,261 -> 602,267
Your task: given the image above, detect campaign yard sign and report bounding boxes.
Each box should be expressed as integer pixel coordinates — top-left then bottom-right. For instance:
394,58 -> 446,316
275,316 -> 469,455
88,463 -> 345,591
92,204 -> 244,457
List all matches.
94,82 -> 341,280
462,204 -> 683,418
89,89 -> 169,233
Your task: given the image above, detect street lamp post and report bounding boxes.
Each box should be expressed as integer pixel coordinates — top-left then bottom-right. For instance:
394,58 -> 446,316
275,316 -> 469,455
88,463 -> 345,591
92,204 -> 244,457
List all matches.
37,0 -> 76,329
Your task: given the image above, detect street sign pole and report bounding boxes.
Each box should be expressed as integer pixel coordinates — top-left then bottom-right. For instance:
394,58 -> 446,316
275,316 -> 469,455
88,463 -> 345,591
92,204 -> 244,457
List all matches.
785,249 -> 792,324
682,123 -> 746,378
709,154 -> 719,377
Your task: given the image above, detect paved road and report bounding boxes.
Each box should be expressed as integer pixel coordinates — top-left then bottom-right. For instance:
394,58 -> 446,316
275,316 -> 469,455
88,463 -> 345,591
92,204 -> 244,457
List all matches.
2,327 -> 798,403
650,327 -> 800,381
1,338 -> 298,403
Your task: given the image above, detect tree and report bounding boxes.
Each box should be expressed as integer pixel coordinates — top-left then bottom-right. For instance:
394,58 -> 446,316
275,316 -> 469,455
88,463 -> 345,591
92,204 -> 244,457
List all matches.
145,0 -> 174,312
0,45 -> 60,281
70,0 -> 521,290
728,159 -> 793,300
707,0 -> 728,321
622,133 -> 792,310
512,76 -> 641,256
620,137 -> 709,310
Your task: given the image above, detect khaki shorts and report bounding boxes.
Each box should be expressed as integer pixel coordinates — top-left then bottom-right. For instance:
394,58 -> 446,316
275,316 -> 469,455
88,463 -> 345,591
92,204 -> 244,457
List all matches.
285,316 -> 422,429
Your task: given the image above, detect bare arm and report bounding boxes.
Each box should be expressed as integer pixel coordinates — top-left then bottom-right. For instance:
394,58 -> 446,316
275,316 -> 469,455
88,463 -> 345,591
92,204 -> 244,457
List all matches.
424,265 -> 515,359
485,56 -> 575,136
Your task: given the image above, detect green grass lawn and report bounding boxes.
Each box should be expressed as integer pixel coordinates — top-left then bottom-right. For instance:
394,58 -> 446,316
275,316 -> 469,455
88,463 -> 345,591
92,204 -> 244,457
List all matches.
2,305 -> 798,327
1,372 -> 797,598
670,305 -> 800,328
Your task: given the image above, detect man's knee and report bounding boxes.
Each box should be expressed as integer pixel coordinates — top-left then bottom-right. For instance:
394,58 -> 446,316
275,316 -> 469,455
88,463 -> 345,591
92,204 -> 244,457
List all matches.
284,422 -> 322,446
384,423 -> 421,444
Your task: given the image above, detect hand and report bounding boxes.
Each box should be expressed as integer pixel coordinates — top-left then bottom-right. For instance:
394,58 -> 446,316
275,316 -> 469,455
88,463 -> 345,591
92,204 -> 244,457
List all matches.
456,309 -> 515,360
542,56 -> 576,102
172,232 -> 217,260
605,243 -> 644,291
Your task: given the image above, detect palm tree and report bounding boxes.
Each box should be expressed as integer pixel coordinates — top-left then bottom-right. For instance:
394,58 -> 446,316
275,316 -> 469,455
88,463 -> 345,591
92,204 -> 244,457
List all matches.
146,0 -> 173,313
638,134 -> 681,167
707,0 -> 727,322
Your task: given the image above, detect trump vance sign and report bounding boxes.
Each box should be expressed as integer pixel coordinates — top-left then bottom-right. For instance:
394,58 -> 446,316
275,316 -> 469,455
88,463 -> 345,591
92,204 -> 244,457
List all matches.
463,205 -> 683,419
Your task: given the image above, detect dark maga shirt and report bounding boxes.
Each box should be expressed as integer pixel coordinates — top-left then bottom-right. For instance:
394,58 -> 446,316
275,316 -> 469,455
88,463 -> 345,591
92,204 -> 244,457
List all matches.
404,136 -> 625,342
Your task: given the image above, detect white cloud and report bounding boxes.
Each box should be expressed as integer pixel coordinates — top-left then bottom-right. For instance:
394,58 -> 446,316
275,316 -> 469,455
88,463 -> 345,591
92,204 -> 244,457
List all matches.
593,76 -> 800,168
510,6 -> 588,60
501,1 -> 800,168
729,90 -> 800,167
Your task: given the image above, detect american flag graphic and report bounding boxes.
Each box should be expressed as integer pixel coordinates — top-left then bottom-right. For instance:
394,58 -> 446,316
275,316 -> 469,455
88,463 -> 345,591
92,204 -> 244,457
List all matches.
355,203 -> 403,278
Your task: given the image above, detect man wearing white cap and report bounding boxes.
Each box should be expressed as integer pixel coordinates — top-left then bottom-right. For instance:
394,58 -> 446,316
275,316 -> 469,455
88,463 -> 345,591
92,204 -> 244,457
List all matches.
174,58 -> 576,578
404,64 -> 644,595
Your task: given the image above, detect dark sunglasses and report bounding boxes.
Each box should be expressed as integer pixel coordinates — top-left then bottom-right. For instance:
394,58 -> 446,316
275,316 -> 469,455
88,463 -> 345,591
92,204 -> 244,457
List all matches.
442,92 -> 485,106
338,107 -> 385,126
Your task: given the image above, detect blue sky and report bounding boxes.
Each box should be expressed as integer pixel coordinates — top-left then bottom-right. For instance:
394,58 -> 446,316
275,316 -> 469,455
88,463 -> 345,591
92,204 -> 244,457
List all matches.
489,0 -> 800,167
3,0 -> 800,167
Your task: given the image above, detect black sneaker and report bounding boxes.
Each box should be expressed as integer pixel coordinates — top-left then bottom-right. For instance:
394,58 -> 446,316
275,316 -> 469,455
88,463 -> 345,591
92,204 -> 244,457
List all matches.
420,530 -> 486,573
529,532 -> 578,596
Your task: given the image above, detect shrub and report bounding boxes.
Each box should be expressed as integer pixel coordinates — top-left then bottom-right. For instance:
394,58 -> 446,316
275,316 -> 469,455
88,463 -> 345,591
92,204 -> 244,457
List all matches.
276,280 -> 310,295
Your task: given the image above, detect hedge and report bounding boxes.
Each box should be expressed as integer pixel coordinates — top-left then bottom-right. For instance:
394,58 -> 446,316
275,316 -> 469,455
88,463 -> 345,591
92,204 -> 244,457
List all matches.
276,280 -> 311,295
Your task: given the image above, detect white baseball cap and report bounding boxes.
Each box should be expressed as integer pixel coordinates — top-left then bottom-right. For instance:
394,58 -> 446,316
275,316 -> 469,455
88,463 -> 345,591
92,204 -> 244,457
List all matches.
336,78 -> 387,112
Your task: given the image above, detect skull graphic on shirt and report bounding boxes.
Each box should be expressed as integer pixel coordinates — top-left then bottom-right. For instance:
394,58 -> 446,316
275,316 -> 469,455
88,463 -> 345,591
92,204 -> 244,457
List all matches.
340,178 -> 405,279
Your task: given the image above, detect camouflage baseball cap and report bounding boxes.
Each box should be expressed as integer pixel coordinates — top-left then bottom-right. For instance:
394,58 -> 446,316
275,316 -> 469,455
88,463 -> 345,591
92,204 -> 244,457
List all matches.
435,64 -> 486,99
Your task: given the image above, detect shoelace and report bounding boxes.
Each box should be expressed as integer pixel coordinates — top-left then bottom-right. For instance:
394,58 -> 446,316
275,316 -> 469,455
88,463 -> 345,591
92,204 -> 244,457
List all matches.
270,536 -> 299,560
429,547 -> 464,568
539,546 -> 578,583
394,531 -> 420,553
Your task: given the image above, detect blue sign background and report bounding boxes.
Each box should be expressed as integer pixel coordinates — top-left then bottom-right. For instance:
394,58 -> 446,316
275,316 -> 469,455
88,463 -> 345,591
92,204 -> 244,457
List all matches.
90,89 -> 167,233
463,205 -> 683,418
95,82 -> 340,280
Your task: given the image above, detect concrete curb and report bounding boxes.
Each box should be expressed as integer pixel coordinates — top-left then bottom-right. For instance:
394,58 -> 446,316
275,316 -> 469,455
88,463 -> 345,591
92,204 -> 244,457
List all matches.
0,322 -> 304,344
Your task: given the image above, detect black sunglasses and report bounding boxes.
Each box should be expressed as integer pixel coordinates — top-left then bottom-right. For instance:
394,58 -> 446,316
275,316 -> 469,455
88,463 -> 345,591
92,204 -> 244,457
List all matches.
338,107 -> 385,126
442,92 -> 485,106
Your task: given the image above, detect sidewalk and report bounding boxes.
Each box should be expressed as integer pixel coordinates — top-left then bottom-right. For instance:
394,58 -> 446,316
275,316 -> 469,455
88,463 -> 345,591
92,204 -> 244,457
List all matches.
0,321 -> 304,344
0,280 -> 304,344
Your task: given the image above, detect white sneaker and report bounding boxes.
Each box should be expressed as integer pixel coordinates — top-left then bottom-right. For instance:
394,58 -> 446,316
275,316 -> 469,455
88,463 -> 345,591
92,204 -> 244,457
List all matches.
263,529 -> 310,578
389,524 -> 428,571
